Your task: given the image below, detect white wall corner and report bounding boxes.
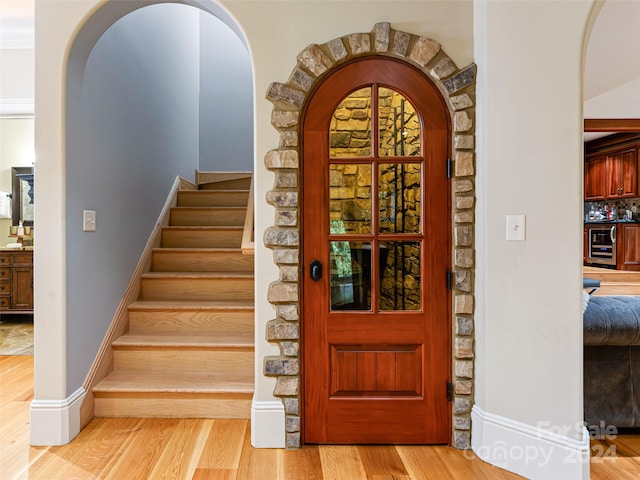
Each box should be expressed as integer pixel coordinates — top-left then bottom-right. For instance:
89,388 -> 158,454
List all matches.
471,405 -> 590,480
30,387 -> 86,446
251,398 -> 285,448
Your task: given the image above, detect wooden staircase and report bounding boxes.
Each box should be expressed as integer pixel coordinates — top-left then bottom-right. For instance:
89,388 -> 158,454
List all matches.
584,266 -> 640,296
93,175 -> 254,418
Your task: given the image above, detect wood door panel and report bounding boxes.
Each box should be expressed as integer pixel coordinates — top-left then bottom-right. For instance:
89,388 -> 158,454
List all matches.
303,57 -> 451,445
330,345 -> 421,396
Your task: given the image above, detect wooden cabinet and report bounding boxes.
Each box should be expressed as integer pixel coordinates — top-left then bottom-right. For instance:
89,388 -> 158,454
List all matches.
0,250 -> 33,313
621,224 -> 640,271
585,149 -> 638,201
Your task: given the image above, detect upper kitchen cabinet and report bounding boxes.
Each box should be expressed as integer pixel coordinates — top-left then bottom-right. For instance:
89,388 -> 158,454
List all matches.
606,149 -> 637,199
585,133 -> 640,201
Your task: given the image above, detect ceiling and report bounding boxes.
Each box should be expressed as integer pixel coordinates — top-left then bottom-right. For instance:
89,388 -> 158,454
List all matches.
0,0 -> 638,131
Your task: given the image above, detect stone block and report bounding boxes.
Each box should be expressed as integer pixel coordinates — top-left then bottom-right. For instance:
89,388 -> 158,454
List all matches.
454,135 -> 474,150
455,379 -> 473,395
430,57 -> 457,80
455,337 -> 474,359
348,33 -> 371,55
266,191 -> 298,208
456,316 -> 473,336
280,266 -> 298,282
268,282 -> 298,303
287,432 -> 301,449
408,37 -> 441,67
453,430 -> 471,449
391,30 -> 411,57
265,150 -> 299,170
455,359 -> 473,379
297,44 -> 333,76
454,396 -> 471,415
266,83 -> 304,109
273,249 -> 299,265
373,22 -> 390,52
264,356 -> 299,376
455,249 -> 474,268
277,304 -> 299,321
455,294 -> 474,314
454,225 -> 473,247
454,179 -> 473,193
443,64 -> 476,95
290,67 -> 314,92
455,195 -> 474,210
455,270 -> 472,293
274,376 -> 299,396
264,227 -> 299,247
281,341 -> 299,357
279,131 -> 298,148
275,172 -> 298,188
286,415 -> 300,433
271,110 -> 299,129
455,415 -> 471,430
455,151 -> 474,177
275,210 -> 298,227
455,211 -> 474,224
450,94 -> 473,111
454,111 -> 473,132
266,321 -> 300,341
327,37 -> 348,61
284,397 -> 299,415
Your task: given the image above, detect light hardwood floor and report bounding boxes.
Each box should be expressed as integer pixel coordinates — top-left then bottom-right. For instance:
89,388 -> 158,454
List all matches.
3,356 -> 639,479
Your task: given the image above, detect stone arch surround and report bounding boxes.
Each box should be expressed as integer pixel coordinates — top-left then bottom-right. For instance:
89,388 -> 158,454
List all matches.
264,22 -> 477,449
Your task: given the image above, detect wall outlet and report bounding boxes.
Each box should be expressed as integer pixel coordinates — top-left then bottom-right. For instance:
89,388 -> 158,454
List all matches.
83,210 -> 96,232
506,214 -> 525,241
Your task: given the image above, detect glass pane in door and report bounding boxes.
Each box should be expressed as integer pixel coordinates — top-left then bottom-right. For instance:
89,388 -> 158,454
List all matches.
378,88 -> 420,157
379,241 -> 421,311
329,164 -> 372,234
378,163 -> 421,234
330,241 -> 372,311
330,87 -> 372,158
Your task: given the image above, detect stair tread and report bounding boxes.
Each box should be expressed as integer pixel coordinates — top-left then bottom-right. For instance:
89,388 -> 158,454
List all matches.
152,247 -> 244,253
129,300 -> 255,310
172,206 -> 247,210
142,272 -> 254,279
94,370 -> 254,394
182,189 -> 250,194
113,332 -> 254,348
163,225 -> 243,230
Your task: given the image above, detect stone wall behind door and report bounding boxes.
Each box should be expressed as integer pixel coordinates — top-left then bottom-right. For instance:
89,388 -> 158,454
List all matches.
264,23 -> 476,449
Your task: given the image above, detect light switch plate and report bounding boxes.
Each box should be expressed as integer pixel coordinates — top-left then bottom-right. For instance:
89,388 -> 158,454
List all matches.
83,210 -> 96,232
506,214 -> 525,241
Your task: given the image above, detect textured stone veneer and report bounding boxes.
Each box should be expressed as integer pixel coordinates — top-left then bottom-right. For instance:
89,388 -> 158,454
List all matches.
264,22 -> 476,449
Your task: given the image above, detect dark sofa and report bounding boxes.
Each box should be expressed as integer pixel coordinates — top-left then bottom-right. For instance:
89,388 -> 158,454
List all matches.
583,295 -> 640,428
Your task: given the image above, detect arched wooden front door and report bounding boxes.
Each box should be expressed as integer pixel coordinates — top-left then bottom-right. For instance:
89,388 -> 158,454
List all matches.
302,57 -> 451,444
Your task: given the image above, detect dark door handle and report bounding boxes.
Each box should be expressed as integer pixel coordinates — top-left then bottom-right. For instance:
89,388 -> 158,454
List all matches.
310,260 -> 322,281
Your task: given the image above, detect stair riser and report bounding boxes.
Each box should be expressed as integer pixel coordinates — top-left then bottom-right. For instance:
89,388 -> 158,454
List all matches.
199,177 -> 251,190
592,286 -> 640,296
141,278 -> 254,301
170,208 -> 246,226
152,251 -> 253,273
128,310 -> 254,335
114,349 -> 253,374
95,397 -> 251,418
177,191 -> 249,207
162,229 -> 242,248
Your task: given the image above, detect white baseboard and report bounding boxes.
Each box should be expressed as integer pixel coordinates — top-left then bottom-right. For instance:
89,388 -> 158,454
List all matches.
30,387 -> 86,446
0,98 -> 34,117
251,399 -> 285,448
471,405 -> 590,480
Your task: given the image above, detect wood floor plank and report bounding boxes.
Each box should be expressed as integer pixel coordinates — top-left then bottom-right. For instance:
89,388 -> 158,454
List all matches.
396,445 -> 456,480
236,427 -> 281,480
197,419 -> 248,470
283,444 -> 323,480
318,446 -> 367,480
358,445 -> 409,477
193,468 -> 237,479
147,418 -> 213,479
102,418 -> 180,480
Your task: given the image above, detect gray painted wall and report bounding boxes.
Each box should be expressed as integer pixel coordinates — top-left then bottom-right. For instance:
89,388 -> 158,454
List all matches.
199,11 -> 253,171
65,4 -> 201,393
